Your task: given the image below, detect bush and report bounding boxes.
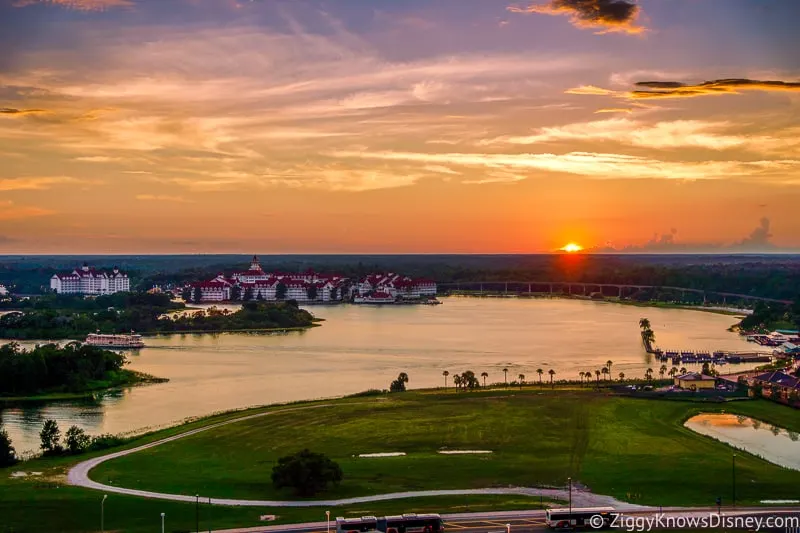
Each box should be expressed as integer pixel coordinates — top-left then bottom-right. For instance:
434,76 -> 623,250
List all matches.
348,389 -> 387,397
0,427 -> 17,467
89,434 -> 130,451
65,426 -> 91,454
271,449 -> 343,496
389,372 -> 409,393
40,419 -> 63,455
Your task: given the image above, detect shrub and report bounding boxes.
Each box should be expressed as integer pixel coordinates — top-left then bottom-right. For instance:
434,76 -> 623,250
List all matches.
271,449 -> 343,497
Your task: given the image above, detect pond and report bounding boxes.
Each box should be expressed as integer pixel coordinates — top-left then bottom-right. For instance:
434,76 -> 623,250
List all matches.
684,413 -> 800,471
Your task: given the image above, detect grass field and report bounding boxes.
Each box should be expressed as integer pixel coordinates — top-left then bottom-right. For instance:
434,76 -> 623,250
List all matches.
3,389 -> 800,533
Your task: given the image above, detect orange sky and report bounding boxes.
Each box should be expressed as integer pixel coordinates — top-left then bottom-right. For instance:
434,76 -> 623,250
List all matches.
1,0 -> 799,253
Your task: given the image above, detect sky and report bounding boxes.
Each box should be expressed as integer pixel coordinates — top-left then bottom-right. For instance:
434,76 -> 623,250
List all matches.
1,0 -> 799,254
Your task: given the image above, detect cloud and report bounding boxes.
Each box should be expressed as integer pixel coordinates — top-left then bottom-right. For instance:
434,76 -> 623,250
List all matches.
595,108 -> 633,113
0,107 -> 48,117
74,156 -> 122,162
733,217 -> 775,250
135,194 -> 194,203
326,148 -> 800,182
12,0 -> 134,11
0,177 -> 81,191
0,200 -> 55,220
508,0 -> 645,35
565,85 -> 615,95
631,78 -> 800,99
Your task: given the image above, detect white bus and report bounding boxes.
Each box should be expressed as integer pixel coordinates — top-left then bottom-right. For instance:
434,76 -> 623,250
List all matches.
377,514 -> 444,533
336,516 -> 378,533
545,507 -> 616,529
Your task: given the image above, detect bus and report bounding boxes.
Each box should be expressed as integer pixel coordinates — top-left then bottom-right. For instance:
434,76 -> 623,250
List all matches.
545,507 -> 617,529
377,514 -> 445,533
336,516 -> 379,533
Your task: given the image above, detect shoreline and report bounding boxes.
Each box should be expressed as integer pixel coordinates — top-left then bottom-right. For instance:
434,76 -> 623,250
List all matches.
442,292 -> 751,317
0,370 -> 168,405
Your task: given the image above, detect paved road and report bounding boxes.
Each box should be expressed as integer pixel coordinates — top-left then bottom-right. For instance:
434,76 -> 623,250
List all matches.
67,403 -> 641,508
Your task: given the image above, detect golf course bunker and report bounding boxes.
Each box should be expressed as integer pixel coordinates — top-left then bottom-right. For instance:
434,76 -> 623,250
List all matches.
358,452 -> 406,458
685,413 -> 800,470
438,450 -> 493,454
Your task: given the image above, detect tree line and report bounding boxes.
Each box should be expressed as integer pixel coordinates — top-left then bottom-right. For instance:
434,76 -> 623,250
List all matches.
0,343 -> 128,396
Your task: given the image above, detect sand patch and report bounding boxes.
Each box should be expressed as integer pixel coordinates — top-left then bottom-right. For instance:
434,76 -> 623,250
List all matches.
438,450 -> 492,454
9,471 -> 42,478
357,452 -> 406,458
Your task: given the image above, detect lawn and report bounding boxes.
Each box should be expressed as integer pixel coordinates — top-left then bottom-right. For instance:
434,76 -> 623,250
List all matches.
89,390 -> 800,507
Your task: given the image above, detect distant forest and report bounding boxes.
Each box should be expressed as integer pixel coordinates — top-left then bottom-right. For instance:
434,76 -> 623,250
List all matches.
1,254 -> 800,300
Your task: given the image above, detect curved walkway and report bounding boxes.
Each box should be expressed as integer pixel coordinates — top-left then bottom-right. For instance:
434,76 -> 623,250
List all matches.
67,403 -> 647,510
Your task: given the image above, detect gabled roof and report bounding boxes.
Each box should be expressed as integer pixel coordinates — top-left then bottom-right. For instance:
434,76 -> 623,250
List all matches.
755,370 -> 800,388
676,372 -> 716,381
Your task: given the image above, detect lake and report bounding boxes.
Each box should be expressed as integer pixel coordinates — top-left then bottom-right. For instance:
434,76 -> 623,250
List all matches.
685,413 -> 800,471
1,297 -> 761,454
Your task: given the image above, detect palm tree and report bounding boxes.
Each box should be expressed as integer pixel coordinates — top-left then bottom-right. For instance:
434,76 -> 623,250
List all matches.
536,368 -> 544,385
659,365 -> 667,379
453,374 -> 462,391
619,372 -> 625,382
398,372 -> 409,384
578,371 -> 584,385
680,367 -> 687,375
606,360 -> 613,374
639,318 -> 651,330
503,367 -> 508,385
601,367 -> 609,381
481,372 -> 489,387
645,368 -> 653,381
668,367 -> 678,377
442,370 -> 449,390
518,374 -> 525,390
548,369 -> 556,388
595,369 -> 601,384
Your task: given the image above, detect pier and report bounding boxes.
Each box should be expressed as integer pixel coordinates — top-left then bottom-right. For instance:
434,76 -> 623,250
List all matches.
652,349 -> 771,365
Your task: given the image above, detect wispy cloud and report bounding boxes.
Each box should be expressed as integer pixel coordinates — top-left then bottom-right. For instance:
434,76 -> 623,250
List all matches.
0,200 -> 55,220
74,155 -> 122,163
595,108 -> 632,113
565,85 -> 615,95
508,0 -> 645,35
0,107 -> 49,117
0,177 -> 81,191
135,194 -> 194,203
12,0 -> 134,11
632,78 -> 800,99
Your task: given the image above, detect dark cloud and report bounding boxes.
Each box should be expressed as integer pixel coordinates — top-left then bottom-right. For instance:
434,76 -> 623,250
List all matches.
632,78 -> 800,99
0,107 -> 48,116
508,0 -> 644,35
591,218 -> 787,253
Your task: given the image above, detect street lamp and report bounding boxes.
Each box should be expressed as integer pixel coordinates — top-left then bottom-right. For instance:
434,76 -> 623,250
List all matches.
161,512 -> 165,533
326,510 -> 331,533
208,496 -> 212,533
732,454 -> 737,508
506,524 -> 511,533
568,477 -> 572,516
101,494 -> 108,533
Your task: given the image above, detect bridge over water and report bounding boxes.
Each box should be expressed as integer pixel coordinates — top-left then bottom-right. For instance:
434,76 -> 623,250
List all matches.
437,281 -> 791,305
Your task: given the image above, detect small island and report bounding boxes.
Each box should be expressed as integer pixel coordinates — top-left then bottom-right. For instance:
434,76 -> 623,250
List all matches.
0,293 -> 317,340
0,342 -> 165,402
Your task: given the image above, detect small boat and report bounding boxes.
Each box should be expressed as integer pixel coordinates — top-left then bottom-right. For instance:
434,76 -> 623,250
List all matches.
85,333 -> 145,349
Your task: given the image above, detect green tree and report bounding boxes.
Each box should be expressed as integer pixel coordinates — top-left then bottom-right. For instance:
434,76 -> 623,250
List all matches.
307,285 -> 318,301
256,292 -> 264,301
453,374 -> 463,391
639,318 -> 651,330
481,371 -> 488,387
460,370 -> 479,389
659,365 -> 667,379
390,372 -> 409,392
518,373 -> 525,390
619,372 -> 625,382
645,368 -> 654,381
271,449 -> 343,497
276,282 -> 288,300
192,286 -> 203,303
601,367 -> 609,381
0,427 -> 17,467
40,419 -> 62,455
502,367 -> 508,384
181,287 -> 192,302
329,287 -> 339,301
548,368 -> 556,388
606,360 -> 613,374
536,368 -> 543,385
230,285 -> 242,301
243,287 -> 254,301
442,370 -> 449,389
65,426 -> 91,454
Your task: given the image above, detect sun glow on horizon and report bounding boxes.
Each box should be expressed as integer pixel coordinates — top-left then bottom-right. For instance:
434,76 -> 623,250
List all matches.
560,243 -> 584,253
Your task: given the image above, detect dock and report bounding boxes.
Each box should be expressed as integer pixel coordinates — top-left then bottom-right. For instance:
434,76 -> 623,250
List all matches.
652,349 -> 771,365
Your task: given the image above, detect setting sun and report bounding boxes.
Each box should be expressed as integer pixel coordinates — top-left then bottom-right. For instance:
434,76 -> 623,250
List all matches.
560,243 -> 584,253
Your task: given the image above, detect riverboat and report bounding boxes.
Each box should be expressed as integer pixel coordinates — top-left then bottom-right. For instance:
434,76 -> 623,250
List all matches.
85,333 -> 145,349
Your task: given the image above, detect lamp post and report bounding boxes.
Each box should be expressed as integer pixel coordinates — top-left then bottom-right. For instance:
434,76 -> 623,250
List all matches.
506,524 -> 511,533
326,510 -> 331,533
732,454 -> 737,508
208,496 -> 212,533
568,477 -> 572,515
101,494 -> 108,533
196,494 -> 200,533
161,512 -> 165,533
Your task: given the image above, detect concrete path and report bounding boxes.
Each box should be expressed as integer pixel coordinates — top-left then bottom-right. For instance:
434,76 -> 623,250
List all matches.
67,403 -> 648,510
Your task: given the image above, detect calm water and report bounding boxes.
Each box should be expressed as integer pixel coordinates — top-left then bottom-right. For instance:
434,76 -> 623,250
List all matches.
685,414 -> 800,470
1,297 -> 761,454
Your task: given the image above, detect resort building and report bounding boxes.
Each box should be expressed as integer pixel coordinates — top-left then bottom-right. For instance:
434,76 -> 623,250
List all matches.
189,256 -> 348,303
50,264 -> 130,295
356,273 -> 437,301
0,284 -> 8,296
752,370 -> 800,401
674,372 -> 717,391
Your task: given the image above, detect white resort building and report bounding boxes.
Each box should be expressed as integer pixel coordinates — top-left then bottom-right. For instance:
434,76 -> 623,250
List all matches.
50,264 -> 130,295
189,256 -> 437,304
0,284 -> 8,297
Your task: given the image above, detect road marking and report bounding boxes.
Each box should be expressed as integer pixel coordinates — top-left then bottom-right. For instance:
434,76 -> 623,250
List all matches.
444,524 -> 468,530
483,521 -> 510,527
